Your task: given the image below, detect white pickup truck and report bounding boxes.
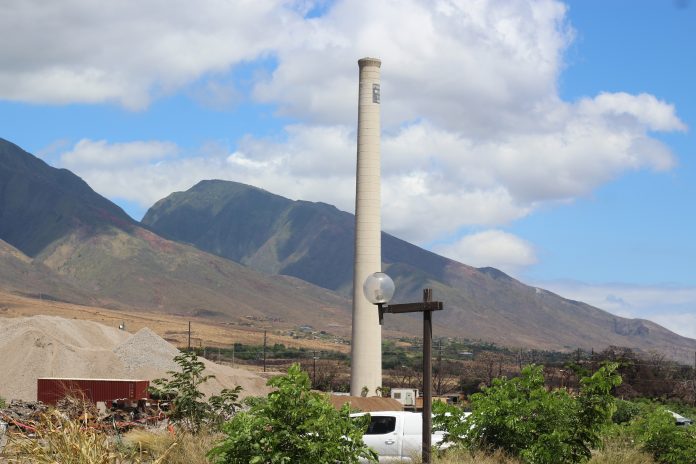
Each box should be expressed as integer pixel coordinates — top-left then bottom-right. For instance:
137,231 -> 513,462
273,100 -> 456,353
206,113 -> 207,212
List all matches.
352,411 -> 447,463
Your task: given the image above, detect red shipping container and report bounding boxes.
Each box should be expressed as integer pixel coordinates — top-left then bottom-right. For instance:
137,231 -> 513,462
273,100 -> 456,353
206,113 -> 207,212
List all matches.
37,378 -> 150,405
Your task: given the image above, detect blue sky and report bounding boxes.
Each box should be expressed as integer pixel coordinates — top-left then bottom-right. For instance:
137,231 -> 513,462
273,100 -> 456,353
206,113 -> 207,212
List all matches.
1,0 -> 695,337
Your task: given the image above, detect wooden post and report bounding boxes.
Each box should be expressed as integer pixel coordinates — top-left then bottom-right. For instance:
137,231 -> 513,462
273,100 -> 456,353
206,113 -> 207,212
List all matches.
422,288 -> 433,464
313,351 -> 317,387
263,330 -> 267,373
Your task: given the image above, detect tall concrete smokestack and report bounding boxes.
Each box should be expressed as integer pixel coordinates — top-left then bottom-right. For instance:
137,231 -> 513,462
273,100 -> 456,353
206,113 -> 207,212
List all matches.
350,57 -> 382,396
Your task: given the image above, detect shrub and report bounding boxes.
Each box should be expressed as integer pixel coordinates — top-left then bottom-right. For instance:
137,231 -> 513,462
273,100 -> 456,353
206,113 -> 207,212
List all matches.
630,408 -> 696,464
0,395 -> 5,409
434,363 -> 621,464
149,351 -> 241,433
208,363 -> 378,464
612,399 -> 642,424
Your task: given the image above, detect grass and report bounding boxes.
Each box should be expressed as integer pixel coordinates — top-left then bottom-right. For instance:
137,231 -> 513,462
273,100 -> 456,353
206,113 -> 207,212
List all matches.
407,449 -> 523,464
1,410 -> 171,463
121,428 -> 223,464
588,433 -> 655,464
0,412 -> 657,464
410,437 -> 656,464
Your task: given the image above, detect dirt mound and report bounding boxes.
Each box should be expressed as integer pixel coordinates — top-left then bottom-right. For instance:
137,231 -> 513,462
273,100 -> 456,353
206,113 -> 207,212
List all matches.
0,315 -> 270,401
114,327 -> 179,372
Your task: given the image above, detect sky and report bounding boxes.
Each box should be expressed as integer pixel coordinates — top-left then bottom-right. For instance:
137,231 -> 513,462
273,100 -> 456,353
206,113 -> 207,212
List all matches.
1,0 -> 695,338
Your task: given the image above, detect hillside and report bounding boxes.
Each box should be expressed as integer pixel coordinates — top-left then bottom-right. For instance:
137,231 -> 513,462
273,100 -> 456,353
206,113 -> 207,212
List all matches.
0,139 -> 359,335
0,138 -> 136,257
143,180 -> 696,364
0,239 -> 96,305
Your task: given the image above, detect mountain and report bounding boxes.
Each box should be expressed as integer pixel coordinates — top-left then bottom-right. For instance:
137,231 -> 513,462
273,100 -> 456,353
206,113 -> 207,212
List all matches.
143,180 -> 696,364
0,238 -> 97,304
0,139 -> 354,334
0,138 -> 136,257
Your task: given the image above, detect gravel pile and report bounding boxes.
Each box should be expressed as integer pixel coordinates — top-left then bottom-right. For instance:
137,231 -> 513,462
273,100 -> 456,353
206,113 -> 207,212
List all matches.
0,315 -> 270,402
114,327 -> 179,372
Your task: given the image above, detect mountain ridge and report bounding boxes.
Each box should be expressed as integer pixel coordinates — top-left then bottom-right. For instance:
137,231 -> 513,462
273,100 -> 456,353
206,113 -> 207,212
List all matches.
143,179 -> 696,363
0,137 -> 137,257
2,137 -> 694,363
0,139 -> 361,336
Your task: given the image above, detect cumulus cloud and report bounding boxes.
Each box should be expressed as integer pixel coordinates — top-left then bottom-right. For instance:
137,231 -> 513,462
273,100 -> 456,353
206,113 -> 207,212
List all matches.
0,0 -> 301,109
537,281 -> 696,339
255,0 -> 573,134
14,0 -> 686,268
433,230 -> 537,276
62,139 -> 178,167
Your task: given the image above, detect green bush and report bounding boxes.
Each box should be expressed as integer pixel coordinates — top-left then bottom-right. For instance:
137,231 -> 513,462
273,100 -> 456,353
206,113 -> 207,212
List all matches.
434,363 -> 621,464
630,408 -> 696,464
612,399 -> 642,424
208,363 -> 378,464
0,395 -> 6,409
149,351 -> 241,433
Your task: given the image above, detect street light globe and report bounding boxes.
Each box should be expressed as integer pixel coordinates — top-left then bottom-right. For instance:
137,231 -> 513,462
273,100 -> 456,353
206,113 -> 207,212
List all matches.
363,272 -> 395,305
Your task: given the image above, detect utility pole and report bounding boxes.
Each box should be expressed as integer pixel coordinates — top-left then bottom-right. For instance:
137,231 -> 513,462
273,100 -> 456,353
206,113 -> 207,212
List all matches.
263,330 -> 267,373
436,339 -> 443,396
422,288 -> 433,464
313,351 -> 317,387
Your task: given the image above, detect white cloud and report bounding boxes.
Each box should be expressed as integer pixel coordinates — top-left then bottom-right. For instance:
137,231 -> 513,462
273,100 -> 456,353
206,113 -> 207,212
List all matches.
0,0 -> 300,109
15,0 -> 686,269
62,139 -> 178,167
433,230 -> 537,276
537,281 -> 696,339
255,0 -> 574,135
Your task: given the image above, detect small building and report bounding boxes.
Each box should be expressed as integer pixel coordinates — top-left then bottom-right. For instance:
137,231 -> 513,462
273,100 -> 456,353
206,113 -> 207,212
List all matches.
391,388 -> 418,410
37,378 -> 150,406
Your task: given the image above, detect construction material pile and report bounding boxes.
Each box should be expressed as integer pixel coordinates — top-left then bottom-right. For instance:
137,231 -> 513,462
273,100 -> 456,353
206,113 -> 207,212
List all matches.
0,400 -> 48,428
0,315 -> 270,402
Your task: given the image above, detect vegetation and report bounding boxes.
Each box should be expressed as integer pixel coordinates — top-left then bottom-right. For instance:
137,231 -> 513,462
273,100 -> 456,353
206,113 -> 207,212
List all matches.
417,442 -> 656,464
3,410 -> 172,463
149,351 -> 242,433
434,363 -> 621,464
0,395 -> 5,409
4,351 -> 695,464
123,429 -> 222,464
208,363 -> 378,464
629,408 -> 696,464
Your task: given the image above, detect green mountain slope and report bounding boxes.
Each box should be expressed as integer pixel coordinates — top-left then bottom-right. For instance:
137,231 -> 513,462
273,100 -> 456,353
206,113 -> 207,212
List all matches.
0,139 -> 353,333
0,239 -> 96,304
144,180 -> 696,363
0,138 -> 136,257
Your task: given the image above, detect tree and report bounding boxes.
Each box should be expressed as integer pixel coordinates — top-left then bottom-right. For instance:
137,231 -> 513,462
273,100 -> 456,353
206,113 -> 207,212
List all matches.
208,364 -> 378,464
149,351 -> 241,433
631,408 -> 696,464
434,363 -> 621,464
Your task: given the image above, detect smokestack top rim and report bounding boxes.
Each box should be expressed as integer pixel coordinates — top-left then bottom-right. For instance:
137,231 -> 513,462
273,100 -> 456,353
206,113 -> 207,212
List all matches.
358,57 -> 381,68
